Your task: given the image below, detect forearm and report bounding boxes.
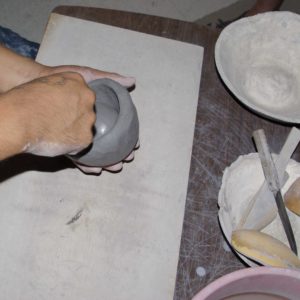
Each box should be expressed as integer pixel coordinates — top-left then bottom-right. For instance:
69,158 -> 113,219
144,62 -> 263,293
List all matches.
0,44 -> 45,92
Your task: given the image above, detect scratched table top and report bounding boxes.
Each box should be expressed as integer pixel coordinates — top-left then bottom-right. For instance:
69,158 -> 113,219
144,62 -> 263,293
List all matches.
53,6 -> 300,299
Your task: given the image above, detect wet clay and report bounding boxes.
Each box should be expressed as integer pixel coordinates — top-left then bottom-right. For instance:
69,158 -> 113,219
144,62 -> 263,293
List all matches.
70,78 -> 139,166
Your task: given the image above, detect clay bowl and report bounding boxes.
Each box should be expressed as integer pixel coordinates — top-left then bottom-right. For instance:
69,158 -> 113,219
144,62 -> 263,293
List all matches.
70,78 -> 139,167
218,153 -> 300,267
215,12 -> 300,123
192,267 -> 300,300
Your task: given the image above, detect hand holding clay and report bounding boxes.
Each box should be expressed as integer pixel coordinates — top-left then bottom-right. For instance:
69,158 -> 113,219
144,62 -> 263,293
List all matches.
0,72 -> 96,159
69,78 -> 139,175
0,44 -> 138,173
0,72 -> 138,174
43,66 -> 139,173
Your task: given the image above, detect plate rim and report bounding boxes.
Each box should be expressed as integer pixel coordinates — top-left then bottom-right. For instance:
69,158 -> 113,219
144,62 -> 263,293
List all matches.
215,11 -> 300,124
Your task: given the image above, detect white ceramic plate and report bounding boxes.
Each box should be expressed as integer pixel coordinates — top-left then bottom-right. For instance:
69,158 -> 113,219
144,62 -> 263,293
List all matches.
218,153 -> 300,267
215,12 -> 300,123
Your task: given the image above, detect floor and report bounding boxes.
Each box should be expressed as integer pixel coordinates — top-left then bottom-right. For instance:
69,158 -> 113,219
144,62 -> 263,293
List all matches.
1,0 -> 299,43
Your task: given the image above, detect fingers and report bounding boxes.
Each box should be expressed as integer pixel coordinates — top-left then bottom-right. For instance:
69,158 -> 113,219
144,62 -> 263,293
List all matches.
16,72 -> 97,157
73,148 -> 138,175
75,163 -> 103,175
47,65 -> 136,89
81,68 -> 136,88
107,74 -> 136,88
104,162 -> 123,172
134,139 -> 140,149
39,68 -> 138,175
124,152 -> 134,162
74,161 -> 123,175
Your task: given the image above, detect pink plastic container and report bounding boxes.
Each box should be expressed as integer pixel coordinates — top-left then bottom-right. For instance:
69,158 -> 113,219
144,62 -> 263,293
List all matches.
193,267 -> 300,300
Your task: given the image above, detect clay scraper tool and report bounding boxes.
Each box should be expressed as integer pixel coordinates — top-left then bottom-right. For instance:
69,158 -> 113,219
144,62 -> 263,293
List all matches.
253,129 -> 298,255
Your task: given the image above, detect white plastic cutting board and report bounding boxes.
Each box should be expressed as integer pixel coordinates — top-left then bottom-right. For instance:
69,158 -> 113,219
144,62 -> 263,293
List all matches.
0,13 -> 203,300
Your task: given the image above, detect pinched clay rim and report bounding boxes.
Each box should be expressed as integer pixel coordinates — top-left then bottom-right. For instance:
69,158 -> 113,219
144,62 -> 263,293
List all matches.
71,78 -> 139,167
215,11 -> 300,123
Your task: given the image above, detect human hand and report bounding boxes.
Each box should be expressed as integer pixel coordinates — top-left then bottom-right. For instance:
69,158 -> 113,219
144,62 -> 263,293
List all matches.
73,140 -> 140,174
42,65 -> 137,175
0,45 -> 138,173
1,69 -> 138,174
0,72 -> 96,159
41,65 -> 136,89
0,45 -> 135,92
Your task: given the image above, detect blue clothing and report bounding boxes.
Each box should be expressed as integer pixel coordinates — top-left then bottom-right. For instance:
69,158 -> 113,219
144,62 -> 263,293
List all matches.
0,25 -> 39,59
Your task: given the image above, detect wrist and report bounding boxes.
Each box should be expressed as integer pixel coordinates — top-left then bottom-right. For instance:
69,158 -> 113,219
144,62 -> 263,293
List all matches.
0,93 -> 29,160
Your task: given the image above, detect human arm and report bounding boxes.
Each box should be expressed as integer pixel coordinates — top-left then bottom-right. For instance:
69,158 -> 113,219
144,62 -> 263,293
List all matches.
0,44 -> 135,92
0,45 -> 137,173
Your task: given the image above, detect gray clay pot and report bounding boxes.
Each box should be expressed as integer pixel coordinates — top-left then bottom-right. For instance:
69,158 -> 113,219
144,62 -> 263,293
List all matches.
69,78 -> 139,167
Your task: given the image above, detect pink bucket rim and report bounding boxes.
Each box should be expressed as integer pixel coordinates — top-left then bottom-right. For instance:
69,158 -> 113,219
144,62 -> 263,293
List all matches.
192,267 -> 300,300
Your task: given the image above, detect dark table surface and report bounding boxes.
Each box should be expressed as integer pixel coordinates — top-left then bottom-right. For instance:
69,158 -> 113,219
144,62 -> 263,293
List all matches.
53,6 -> 298,299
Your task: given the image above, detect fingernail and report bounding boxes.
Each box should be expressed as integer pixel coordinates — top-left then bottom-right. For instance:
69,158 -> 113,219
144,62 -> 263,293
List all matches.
124,152 -> 134,161
119,76 -> 136,87
135,139 -> 140,149
105,162 -> 123,171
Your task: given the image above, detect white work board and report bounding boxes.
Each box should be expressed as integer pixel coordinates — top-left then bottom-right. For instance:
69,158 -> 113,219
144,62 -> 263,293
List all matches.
0,13 -> 203,300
